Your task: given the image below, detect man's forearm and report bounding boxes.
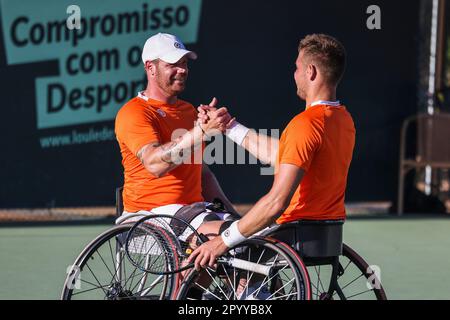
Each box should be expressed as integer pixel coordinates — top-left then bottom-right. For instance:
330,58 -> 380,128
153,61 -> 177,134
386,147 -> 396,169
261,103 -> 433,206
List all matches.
236,193 -> 285,237
235,164 -> 304,238
139,123 -> 205,177
200,108 -> 279,165
240,129 -> 279,167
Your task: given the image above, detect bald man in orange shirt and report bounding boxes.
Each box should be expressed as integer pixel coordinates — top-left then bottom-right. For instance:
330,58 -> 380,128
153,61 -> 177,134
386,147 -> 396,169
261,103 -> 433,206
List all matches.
190,34 -> 356,270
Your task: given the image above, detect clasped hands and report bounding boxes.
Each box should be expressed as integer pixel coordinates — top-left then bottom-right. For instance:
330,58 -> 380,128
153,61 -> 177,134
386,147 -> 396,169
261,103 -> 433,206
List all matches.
197,97 -> 235,137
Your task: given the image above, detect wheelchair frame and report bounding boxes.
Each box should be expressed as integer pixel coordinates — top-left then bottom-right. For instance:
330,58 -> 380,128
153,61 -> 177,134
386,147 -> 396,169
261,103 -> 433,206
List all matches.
61,188 -> 387,300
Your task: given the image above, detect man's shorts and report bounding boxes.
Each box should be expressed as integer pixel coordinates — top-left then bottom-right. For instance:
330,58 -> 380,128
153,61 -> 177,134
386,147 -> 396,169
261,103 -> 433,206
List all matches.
117,202 -> 237,241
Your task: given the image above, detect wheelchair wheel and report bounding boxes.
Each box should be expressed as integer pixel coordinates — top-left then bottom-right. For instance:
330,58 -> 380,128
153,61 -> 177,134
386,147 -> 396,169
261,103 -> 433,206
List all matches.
306,244 -> 387,300
61,224 -> 177,300
175,237 -> 310,300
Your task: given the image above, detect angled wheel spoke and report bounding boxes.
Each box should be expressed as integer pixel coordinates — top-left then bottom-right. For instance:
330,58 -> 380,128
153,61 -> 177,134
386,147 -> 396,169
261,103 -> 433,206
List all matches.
205,268 -> 229,300
177,239 -> 306,301
270,291 -> 298,300
108,239 -> 117,275
239,247 -> 266,298
194,281 -> 222,300
95,250 -> 115,279
71,283 -> 111,297
84,262 -> 109,296
132,275 -> 165,297
341,260 -> 352,274
64,226 -> 172,300
220,264 -> 238,300
123,253 -> 147,290
346,288 -> 375,299
249,263 -> 287,298
340,273 -> 365,291
316,266 -> 326,293
109,249 -> 126,288
266,278 -> 295,300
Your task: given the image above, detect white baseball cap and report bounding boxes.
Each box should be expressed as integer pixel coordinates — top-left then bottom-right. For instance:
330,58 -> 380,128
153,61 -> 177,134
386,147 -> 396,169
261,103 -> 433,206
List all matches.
141,33 -> 197,64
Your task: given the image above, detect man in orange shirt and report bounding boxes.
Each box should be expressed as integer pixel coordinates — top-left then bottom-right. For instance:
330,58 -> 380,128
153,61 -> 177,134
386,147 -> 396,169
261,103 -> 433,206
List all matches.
190,34 -> 356,270
115,33 -> 237,240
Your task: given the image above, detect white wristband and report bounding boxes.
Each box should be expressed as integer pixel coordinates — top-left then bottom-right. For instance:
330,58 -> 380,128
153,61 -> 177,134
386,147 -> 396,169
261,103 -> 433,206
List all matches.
221,221 -> 247,248
225,121 -> 250,146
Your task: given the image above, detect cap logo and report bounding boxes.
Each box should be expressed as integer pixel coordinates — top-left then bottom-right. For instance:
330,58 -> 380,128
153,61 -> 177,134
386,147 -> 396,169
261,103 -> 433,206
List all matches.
174,42 -> 182,49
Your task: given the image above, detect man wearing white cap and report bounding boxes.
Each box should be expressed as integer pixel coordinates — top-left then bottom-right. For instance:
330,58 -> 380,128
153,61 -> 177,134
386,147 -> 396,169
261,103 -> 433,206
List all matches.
115,33 -> 238,245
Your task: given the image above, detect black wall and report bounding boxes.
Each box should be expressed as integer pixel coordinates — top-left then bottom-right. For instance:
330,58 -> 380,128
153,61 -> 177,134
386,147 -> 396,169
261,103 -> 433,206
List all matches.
0,0 -> 420,208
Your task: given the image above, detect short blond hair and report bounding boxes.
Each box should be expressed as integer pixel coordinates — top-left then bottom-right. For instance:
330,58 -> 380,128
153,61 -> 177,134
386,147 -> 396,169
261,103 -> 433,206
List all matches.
299,34 -> 346,85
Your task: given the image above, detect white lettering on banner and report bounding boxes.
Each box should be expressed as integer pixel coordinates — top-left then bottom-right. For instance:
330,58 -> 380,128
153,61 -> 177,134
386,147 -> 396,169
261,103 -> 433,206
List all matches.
0,0 -> 202,131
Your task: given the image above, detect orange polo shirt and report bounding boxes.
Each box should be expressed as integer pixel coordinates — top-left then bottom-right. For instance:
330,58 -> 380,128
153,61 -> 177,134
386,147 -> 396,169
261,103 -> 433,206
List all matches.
276,103 -> 356,223
115,93 -> 204,212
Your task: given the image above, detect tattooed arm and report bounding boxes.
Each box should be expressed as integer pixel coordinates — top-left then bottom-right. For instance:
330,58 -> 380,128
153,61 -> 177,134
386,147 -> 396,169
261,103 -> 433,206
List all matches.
137,107 -> 232,178
136,125 -> 203,178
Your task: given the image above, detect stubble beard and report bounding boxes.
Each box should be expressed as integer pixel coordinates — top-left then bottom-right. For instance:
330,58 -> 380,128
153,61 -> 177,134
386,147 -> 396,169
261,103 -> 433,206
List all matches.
156,72 -> 186,97
155,68 -> 187,97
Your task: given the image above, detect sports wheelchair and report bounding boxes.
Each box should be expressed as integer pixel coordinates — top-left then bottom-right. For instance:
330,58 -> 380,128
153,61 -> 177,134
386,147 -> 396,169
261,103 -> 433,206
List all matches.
61,188 -> 177,300
176,220 -> 387,300
61,188 -> 386,300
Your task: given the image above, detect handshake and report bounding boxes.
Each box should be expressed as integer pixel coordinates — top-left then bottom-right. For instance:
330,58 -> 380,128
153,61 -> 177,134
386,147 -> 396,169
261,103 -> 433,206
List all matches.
196,97 -> 235,137
196,97 -> 250,146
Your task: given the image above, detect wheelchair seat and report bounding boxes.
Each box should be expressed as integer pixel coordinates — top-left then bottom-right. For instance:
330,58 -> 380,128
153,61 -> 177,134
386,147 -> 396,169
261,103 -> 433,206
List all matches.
260,220 -> 344,259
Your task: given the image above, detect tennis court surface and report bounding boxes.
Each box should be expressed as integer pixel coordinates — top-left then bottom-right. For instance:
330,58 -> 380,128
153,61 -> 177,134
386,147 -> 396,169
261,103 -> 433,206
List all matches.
0,216 -> 449,300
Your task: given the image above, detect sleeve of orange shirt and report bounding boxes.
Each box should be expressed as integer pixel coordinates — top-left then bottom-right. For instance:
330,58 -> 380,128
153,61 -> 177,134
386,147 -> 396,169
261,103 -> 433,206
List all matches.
279,114 -> 323,172
115,106 -> 161,156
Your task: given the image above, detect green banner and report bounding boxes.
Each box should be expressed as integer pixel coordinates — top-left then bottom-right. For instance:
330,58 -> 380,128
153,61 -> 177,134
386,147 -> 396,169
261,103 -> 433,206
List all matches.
0,0 -> 202,129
